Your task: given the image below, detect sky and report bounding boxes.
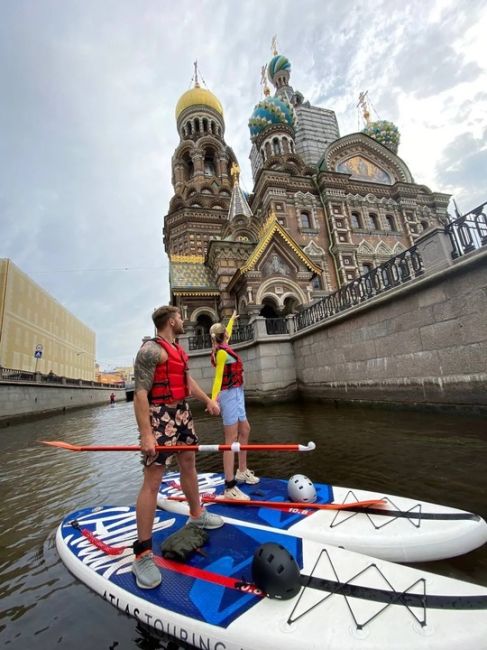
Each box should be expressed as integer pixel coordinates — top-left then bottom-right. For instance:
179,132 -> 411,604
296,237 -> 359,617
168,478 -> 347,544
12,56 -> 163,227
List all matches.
1,0 -> 486,369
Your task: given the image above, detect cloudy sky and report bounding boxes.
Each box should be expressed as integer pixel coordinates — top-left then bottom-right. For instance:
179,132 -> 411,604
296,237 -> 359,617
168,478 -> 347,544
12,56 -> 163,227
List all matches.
1,0 -> 486,369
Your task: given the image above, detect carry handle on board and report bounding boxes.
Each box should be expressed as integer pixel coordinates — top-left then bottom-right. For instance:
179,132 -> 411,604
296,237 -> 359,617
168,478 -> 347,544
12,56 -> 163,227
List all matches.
39,440 -> 316,453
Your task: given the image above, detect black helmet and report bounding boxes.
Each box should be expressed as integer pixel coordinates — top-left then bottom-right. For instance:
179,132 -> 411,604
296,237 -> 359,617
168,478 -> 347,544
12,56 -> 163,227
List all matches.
251,542 -> 301,600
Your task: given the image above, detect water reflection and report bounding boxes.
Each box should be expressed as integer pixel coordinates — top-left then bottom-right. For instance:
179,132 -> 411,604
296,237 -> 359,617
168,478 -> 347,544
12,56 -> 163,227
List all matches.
0,400 -> 486,648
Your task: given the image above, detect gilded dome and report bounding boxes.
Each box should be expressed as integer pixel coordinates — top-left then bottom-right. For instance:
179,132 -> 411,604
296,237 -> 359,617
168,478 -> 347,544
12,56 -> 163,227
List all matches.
248,96 -> 295,138
268,54 -> 291,82
362,120 -> 400,153
175,86 -> 224,120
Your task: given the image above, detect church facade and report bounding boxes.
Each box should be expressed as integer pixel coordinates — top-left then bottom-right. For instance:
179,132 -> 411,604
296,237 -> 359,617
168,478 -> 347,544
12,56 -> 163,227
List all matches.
163,49 -> 450,340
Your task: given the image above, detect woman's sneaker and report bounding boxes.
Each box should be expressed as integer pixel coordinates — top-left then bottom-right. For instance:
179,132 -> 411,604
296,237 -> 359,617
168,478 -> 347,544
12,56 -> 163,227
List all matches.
132,552 -> 162,589
223,485 -> 251,500
187,508 -> 224,529
236,468 -> 260,485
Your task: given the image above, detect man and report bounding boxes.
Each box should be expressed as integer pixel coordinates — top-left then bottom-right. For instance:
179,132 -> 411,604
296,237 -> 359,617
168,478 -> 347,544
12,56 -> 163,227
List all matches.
132,305 -> 223,589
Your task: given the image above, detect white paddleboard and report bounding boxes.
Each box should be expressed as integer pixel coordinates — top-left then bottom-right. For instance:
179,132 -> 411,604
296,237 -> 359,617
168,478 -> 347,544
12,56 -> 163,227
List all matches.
157,472 -> 487,563
57,504 -> 487,649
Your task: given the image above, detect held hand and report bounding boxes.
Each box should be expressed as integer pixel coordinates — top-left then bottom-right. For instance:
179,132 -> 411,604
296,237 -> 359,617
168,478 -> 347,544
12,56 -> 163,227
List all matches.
140,431 -> 156,458
205,399 -> 220,416
232,310 -> 239,320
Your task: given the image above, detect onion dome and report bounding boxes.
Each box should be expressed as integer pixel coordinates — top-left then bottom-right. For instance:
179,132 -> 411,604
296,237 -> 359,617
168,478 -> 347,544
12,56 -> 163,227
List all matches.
268,54 -> 291,82
175,86 -> 224,120
362,120 -> 400,153
248,96 -> 295,139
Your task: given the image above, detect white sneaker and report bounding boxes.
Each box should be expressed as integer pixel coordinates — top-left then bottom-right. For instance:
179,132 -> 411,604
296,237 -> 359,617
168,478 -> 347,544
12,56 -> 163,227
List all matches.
187,508 -> 224,529
223,485 -> 251,500
235,468 -> 260,485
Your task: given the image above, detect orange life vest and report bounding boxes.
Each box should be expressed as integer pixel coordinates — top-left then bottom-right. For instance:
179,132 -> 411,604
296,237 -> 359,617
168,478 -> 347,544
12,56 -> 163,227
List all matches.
149,337 -> 189,404
210,342 -> 244,390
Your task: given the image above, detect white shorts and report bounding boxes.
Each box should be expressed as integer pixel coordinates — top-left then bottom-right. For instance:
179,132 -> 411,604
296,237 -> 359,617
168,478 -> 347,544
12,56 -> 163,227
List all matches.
218,386 -> 247,426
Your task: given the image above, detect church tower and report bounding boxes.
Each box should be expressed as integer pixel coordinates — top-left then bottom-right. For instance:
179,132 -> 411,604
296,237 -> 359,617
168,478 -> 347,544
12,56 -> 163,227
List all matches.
164,63 -> 239,260
163,65 -> 242,335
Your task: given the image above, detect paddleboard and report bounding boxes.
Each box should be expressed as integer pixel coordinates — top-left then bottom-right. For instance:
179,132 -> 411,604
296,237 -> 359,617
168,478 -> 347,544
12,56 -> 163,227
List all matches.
57,504 -> 487,649
157,472 -> 487,563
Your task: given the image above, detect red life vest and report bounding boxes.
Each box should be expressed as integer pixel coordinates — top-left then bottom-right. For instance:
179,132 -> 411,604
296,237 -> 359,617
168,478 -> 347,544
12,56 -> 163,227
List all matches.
210,342 -> 244,390
149,337 -> 189,404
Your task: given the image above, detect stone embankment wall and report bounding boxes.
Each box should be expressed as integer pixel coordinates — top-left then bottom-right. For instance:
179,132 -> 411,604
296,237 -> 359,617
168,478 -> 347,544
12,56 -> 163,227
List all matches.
0,383 -> 126,426
293,246 -> 486,410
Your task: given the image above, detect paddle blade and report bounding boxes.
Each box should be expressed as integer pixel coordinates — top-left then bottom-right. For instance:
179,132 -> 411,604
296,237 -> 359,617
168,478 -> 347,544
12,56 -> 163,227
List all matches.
39,440 -> 83,451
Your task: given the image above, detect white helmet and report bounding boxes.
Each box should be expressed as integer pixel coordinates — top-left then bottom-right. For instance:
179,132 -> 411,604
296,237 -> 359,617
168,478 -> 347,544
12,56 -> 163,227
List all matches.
287,474 -> 317,503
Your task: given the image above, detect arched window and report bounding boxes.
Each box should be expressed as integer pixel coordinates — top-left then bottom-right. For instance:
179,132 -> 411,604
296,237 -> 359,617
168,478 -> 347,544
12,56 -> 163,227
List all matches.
351,212 -> 361,229
361,262 -> 372,275
385,214 -> 396,231
282,138 -> 289,153
420,220 -> 429,232
265,141 -> 272,159
204,152 -> 216,177
368,213 -> 379,230
202,118 -> 208,133
261,149 -> 265,163
182,153 -> 194,180
186,121 -> 192,135
311,276 -> 321,289
300,211 -> 311,228
272,138 -> 281,155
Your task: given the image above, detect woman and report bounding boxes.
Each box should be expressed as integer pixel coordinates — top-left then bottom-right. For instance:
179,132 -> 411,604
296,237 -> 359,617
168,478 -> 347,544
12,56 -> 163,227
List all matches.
210,311 -> 259,500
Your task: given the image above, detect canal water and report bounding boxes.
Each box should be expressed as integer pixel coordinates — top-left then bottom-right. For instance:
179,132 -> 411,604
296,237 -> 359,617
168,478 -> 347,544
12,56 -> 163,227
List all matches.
1,400 -> 486,649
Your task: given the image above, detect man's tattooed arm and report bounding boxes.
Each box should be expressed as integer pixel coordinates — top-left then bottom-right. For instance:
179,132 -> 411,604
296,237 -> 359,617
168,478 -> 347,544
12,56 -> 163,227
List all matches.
134,341 -> 164,392
133,341 -> 165,443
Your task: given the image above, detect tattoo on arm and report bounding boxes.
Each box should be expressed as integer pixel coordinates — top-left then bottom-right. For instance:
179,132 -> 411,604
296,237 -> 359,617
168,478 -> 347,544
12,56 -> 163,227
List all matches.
134,341 -> 162,392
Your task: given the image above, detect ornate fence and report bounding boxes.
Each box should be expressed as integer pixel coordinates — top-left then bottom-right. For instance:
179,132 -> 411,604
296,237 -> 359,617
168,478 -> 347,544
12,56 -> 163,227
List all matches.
293,245 -> 424,332
188,324 -> 254,351
446,201 -> 487,259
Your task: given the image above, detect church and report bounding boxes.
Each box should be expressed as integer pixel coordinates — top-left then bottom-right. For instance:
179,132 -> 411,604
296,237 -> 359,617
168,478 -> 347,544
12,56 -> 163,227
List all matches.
163,44 -> 450,344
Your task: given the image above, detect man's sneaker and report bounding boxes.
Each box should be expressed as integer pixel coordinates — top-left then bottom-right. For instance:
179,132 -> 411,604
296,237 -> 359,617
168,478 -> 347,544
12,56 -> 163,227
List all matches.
132,552 -> 161,589
236,468 -> 260,485
187,508 -> 224,529
223,485 -> 251,500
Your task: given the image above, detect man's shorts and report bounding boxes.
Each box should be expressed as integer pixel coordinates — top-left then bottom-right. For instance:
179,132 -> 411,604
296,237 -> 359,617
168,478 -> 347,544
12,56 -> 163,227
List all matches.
144,401 -> 198,466
218,386 -> 247,426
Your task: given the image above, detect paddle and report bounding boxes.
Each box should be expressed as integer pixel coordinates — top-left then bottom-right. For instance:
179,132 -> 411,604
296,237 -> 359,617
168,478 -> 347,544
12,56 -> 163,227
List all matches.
40,440 -> 316,453
164,494 -> 387,511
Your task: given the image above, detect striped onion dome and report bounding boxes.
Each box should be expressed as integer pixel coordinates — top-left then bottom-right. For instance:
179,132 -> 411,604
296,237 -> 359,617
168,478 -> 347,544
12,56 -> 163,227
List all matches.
248,96 -> 295,138
362,120 -> 400,153
267,54 -> 291,82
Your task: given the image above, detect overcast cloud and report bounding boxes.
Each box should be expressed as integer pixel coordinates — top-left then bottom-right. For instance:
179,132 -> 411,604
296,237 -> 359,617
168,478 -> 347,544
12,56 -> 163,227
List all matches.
1,0 -> 486,368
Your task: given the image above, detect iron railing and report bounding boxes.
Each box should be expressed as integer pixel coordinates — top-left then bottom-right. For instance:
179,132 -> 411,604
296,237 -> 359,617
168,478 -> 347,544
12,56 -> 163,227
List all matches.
265,318 -> 289,335
0,366 -> 123,388
293,245 -> 424,332
188,324 -> 255,351
446,201 -> 487,259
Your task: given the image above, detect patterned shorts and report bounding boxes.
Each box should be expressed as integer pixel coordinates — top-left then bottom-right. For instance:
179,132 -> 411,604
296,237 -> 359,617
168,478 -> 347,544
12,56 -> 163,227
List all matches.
144,401 -> 198,466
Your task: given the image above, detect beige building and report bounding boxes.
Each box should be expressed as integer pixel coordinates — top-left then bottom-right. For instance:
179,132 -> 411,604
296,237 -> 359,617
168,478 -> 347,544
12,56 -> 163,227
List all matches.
0,259 -> 95,380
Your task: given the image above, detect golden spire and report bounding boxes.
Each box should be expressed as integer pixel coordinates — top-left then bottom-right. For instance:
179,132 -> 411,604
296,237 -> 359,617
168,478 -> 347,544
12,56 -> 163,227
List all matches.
357,90 -> 371,125
271,35 -> 278,56
230,162 -> 240,185
261,64 -> 270,96
193,60 -> 200,88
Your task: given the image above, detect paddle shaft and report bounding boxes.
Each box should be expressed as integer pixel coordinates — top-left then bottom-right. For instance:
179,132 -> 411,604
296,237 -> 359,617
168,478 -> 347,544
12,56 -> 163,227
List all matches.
40,440 -> 316,453
166,494 -> 387,511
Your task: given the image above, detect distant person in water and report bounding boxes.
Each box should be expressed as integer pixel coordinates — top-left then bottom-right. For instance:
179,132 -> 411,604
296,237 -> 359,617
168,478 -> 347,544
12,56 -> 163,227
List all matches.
109,392 -> 116,405
210,311 -> 259,501
132,305 -> 223,590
